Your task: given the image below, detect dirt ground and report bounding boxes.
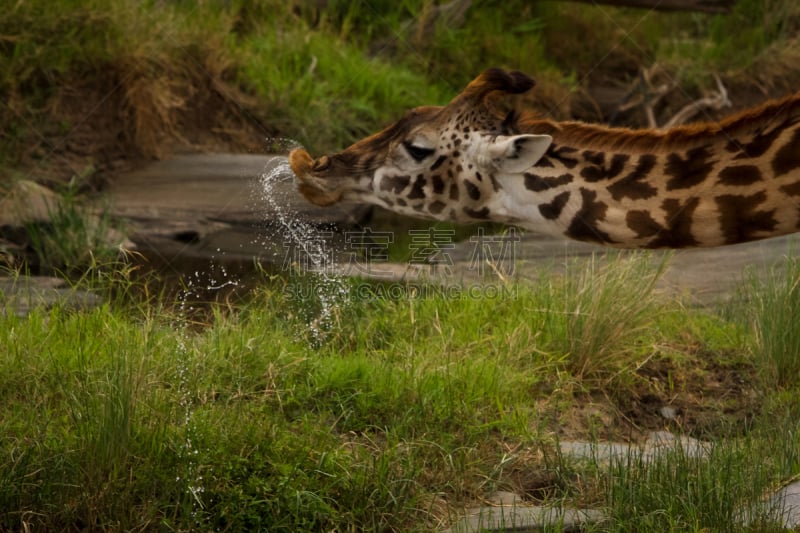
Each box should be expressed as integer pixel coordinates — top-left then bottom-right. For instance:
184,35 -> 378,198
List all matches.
12,73 -> 270,191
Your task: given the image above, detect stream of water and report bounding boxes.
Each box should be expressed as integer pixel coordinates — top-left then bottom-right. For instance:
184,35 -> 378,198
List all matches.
257,154 -> 350,343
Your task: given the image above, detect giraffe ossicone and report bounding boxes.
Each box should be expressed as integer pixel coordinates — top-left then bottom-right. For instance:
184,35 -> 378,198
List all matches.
289,68 -> 800,249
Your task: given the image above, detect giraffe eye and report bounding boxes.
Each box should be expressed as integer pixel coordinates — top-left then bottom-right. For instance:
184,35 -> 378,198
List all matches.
403,141 -> 435,162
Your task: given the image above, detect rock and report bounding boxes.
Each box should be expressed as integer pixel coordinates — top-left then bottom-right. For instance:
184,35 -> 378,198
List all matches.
736,480 -> 800,529
97,152 -> 800,301
0,179 -> 134,266
659,405 -> 678,420
486,491 -> 521,506
559,431 -> 711,465
559,440 -> 634,463
442,230 -> 800,307
0,180 -> 61,226
107,153 -> 370,227
767,481 -> 800,528
83,210 -> 136,253
642,431 -> 710,460
0,237 -> 24,262
0,276 -> 103,317
446,504 -> 604,532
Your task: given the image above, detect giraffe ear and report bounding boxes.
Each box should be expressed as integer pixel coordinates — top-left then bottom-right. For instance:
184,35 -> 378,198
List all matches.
488,134 -> 553,173
454,68 -> 536,105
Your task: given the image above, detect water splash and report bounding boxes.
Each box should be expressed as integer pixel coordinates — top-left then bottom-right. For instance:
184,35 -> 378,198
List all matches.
165,137 -> 352,523
257,153 -> 349,344
166,143 -> 349,522
171,257 -> 245,523
173,330 -> 204,523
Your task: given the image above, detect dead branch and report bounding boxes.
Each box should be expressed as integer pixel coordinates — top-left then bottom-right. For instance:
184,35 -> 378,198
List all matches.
641,67 -> 675,128
554,0 -> 736,14
661,74 -> 731,128
608,66 -> 675,128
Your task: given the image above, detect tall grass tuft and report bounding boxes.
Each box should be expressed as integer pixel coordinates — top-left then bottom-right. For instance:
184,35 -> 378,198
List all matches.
25,183 -> 123,275
600,436 -> 789,531
542,253 -> 669,383
742,257 -> 800,388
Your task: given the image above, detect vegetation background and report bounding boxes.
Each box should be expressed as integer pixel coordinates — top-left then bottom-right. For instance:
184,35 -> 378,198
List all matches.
2,0 -> 800,531
2,0 -> 799,188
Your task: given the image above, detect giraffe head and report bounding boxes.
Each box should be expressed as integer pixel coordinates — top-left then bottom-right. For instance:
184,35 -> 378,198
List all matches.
289,68 -> 553,223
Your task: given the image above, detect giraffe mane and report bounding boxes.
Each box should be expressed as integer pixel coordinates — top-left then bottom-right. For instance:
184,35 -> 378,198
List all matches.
516,92 -> 800,153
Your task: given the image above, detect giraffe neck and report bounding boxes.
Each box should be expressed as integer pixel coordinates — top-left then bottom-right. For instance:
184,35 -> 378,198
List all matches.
504,94 -> 800,248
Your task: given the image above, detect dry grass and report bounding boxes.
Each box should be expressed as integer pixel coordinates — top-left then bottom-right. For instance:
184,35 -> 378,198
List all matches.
0,1 -> 260,185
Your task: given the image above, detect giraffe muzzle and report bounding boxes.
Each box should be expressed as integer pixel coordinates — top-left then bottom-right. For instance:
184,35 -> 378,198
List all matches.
288,148 -> 343,207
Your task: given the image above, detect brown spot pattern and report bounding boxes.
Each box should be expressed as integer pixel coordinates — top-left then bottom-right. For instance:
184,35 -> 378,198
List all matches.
626,210 -> 662,239
772,128 -> 800,178
550,146 -> 580,169
715,192 -> 777,244
524,172 -> 573,192
728,116 -> 796,159
429,200 -> 446,214
581,151 -> 605,174
646,197 -> 701,248
464,180 -> 481,200
717,165 -> 763,186
449,184 -> 460,201
380,175 -> 410,194
537,156 -> 555,168
432,174 -> 445,194
607,154 -> 658,201
580,152 -> 629,182
665,146 -> 716,190
780,181 -> 800,196
464,206 -> 491,219
408,175 -> 426,199
538,191 -> 571,220
566,188 -> 614,244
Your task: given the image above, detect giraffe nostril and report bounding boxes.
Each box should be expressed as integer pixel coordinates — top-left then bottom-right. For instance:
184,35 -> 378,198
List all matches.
313,155 -> 332,172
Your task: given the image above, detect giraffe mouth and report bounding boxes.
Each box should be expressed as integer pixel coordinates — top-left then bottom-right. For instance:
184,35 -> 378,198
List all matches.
288,148 -> 343,207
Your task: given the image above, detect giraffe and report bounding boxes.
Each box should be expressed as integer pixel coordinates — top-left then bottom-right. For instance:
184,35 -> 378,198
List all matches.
289,68 -> 800,248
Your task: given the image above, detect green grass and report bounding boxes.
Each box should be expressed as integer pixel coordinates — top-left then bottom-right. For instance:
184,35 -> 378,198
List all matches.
235,26 -> 451,155
737,257 -> 800,388
539,253 -> 669,382
2,255 -> 799,530
24,177 -> 123,275
598,434 -> 800,531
